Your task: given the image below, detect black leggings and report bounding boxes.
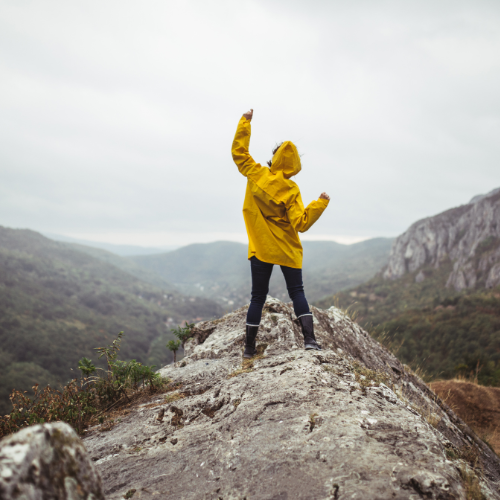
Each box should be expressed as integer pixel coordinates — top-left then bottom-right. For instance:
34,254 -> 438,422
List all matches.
246,256 -> 311,325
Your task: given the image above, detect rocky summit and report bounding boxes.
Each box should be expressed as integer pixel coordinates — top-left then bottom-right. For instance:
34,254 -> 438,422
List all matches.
383,187 -> 500,290
83,298 -> 500,499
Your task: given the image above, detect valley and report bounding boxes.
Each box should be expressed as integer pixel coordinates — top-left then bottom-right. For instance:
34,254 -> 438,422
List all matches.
0,226 -> 222,414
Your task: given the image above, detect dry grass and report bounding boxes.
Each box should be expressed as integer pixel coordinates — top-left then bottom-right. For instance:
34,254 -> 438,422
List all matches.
228,358 -> 256,378
352,362 -> 389,393
405,399 -> 442,429
373,330 -> 406,358
430,379 -> 500,455
163,392 -> 187,404
330,295 -> 361,323
459,464 -> 486,500
228,344 -> 268,378
425,411 -> 442,428
444,443 -> 485,499
309,413 -> 318,432
99,418 -> 116,432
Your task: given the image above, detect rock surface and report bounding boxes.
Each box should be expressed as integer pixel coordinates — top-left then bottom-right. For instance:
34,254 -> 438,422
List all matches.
0,421 -> 104,500
383,187 -> 500,290
83,298 -> 500,499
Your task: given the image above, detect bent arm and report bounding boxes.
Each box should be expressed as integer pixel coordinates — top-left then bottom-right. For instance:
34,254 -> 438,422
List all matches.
231,116 -> 262,178
287,193 -> 329,233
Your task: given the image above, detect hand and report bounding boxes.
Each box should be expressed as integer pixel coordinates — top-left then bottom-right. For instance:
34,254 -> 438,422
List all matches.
243,109 -> 253,121
319,192 -> 330,201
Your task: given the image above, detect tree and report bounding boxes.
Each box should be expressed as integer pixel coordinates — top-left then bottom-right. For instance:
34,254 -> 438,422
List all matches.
166,340 -> 181,363
171,323 -> 195,349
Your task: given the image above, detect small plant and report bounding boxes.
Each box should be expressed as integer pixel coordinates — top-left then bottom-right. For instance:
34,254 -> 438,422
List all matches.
166,340 -> 181,363
352,362 -> 389,393
124,489 -> 137,499
78,357 -> 96,377
100,418 -> 116,432
445,446 -> 458,460
459,464 -> 486,500
95,331 -> 124,375
171,322 -> 195,348
309,413 -> 318,432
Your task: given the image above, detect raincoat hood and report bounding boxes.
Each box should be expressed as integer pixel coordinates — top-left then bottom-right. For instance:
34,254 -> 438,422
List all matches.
270,141 -> 301,179
232,116 -> 329,268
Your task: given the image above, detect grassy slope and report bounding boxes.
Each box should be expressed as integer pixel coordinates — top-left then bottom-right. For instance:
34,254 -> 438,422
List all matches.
129,238 -> 394,305
0,226 -> 222,414
315,262 -> 500,384
430,380 -> 500,454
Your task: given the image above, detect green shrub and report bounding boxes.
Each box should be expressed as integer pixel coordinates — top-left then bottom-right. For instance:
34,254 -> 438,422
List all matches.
0,332 -> 166,439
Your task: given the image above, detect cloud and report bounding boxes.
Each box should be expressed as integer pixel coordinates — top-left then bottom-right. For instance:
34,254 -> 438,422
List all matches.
1,0 -> 499,245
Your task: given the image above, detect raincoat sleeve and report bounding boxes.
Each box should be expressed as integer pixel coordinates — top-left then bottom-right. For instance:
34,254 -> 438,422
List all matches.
231,116 -> 262,178
287,192 -> 329,233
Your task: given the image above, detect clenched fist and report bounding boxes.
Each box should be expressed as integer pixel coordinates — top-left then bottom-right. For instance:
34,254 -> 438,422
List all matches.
243,109 -> 253,121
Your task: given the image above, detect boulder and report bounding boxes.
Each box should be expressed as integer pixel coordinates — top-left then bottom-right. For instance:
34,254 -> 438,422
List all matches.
83,298 -> 500,499
0,422 -> 104,500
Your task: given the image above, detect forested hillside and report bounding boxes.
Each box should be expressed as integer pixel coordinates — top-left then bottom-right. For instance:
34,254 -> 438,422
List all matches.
64,242 -> 176,291
317,188 -> 500,385
130,238 -> 393,306
317,264 -> 500,384
0,227 -> 222,414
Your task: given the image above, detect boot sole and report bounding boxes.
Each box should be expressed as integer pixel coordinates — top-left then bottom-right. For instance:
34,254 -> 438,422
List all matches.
305,344 -> 321,351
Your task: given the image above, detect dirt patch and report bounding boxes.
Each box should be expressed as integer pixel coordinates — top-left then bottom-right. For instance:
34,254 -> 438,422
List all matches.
430,380 -> 500,454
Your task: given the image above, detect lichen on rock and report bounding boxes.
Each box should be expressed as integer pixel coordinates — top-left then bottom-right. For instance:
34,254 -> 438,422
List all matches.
0,421 -> 104,499
83,297 -> 500,499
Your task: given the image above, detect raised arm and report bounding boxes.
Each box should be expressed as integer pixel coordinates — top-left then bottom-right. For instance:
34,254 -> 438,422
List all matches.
231,109 -> 262,178
287,192 -> 330,233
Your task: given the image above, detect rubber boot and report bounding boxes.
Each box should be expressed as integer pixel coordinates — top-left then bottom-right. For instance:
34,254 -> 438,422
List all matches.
243,325 -> 259,358
299,315 -> 322,350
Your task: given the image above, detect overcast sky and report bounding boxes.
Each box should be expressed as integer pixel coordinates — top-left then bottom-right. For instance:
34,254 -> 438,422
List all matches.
1,0 -> 499,247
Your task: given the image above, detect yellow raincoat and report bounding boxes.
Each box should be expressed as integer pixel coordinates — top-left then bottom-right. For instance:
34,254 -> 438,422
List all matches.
231,116 -> 329,269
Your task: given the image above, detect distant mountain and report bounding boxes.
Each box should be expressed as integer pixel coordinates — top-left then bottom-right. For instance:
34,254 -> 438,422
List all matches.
317,188 -> 500,385
61,242 -> 177,292
129,238 -> 394,306
384,187 -> 500,290
44,233 -> 177,256
0,226 -> 222,414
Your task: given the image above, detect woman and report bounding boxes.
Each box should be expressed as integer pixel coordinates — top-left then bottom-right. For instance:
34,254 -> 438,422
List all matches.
231,108 -> 330,358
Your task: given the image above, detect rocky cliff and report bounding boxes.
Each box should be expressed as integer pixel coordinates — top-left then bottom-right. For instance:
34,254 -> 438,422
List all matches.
82,298 -> 500,499
383,188 -> 500,290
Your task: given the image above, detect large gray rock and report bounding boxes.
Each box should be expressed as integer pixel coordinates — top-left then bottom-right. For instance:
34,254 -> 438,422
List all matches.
383,187 -> 500,290
0,422 -> 104,500
83,298 -> 500,499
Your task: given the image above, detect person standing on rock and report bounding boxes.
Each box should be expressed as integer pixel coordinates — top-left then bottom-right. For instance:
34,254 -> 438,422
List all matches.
231,108 -> 330,358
